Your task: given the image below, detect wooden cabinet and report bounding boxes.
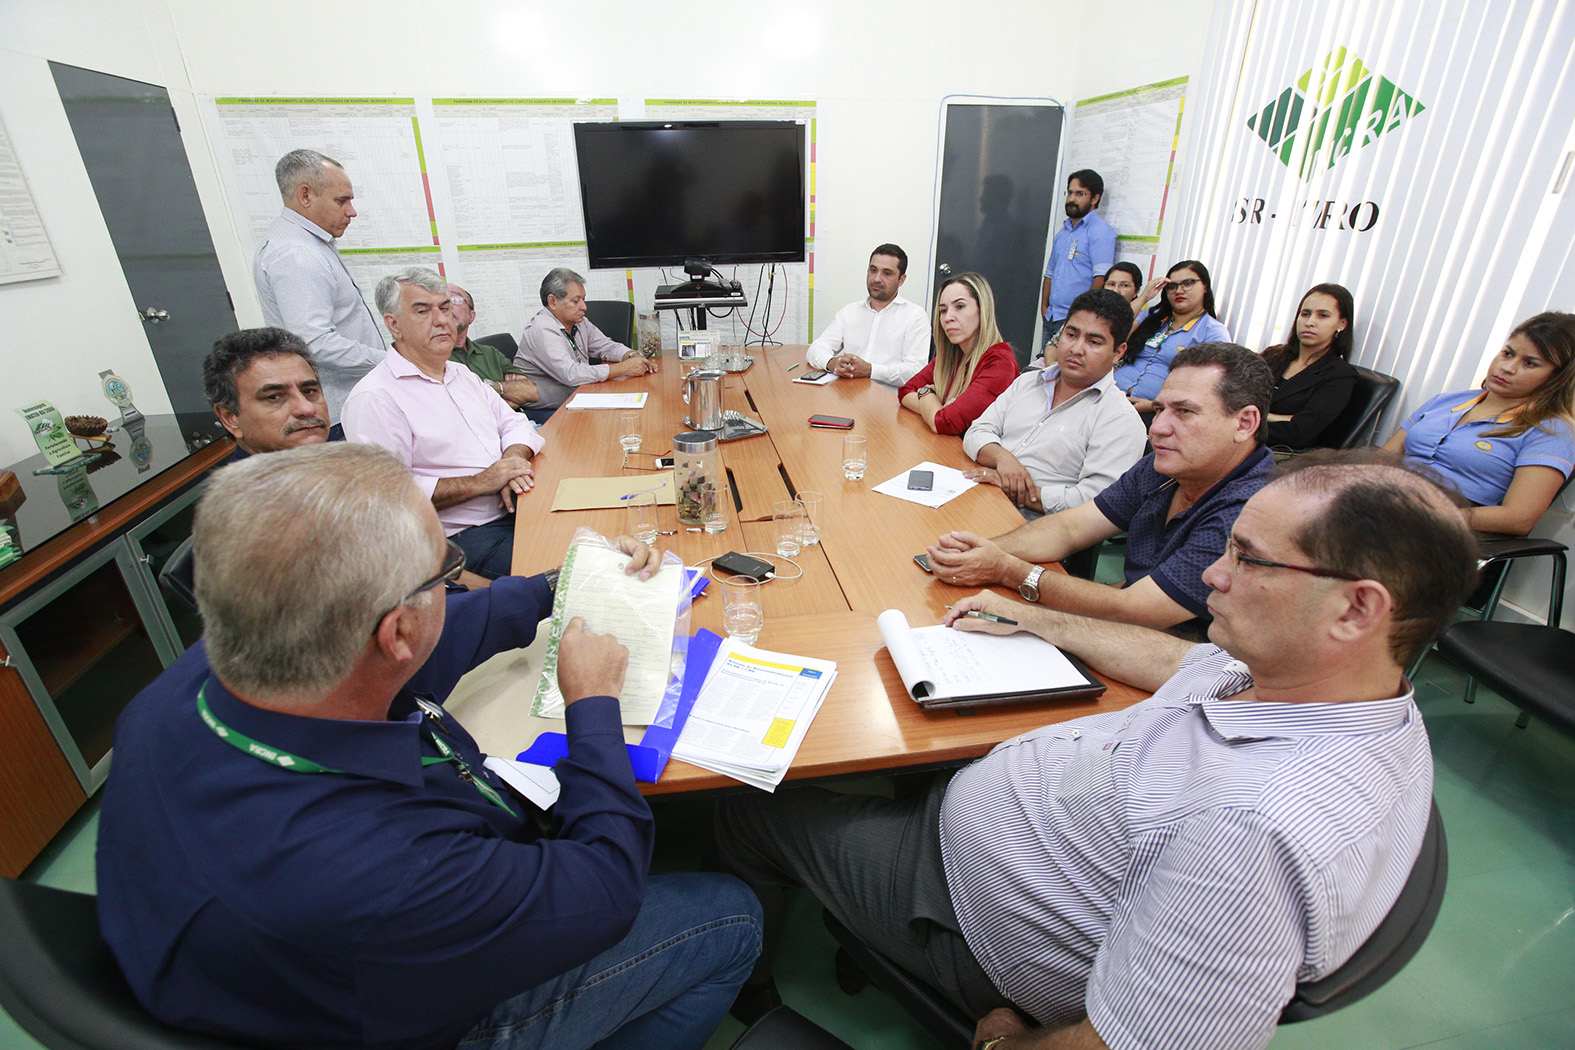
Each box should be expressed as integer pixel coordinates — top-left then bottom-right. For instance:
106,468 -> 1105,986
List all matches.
0,418 -> 230,876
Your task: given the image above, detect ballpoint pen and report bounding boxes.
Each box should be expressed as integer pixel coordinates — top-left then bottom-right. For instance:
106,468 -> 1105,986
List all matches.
944,605 -> 1018,626
786,362 -> 801,372
620,483 -> 665,500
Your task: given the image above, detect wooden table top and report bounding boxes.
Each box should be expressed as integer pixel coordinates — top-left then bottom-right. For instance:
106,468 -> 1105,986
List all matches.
510,345 -> 1147,794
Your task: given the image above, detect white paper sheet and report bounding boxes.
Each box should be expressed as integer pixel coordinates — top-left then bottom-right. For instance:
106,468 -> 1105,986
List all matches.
872,461 -> 977,509
482,756 -> 560,809
564,392 -> 649,409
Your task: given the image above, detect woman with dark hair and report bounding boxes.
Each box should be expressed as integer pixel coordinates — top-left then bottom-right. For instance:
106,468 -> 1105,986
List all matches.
1112,260 -> 1230,412
1381,311 -> 1575,535
899,272 -> 1019,434
1261,283 -> 1359,450
1102,262 -> 1144,303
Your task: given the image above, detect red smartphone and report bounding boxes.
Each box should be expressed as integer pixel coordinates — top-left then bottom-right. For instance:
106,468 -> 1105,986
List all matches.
808,414 -> 855,430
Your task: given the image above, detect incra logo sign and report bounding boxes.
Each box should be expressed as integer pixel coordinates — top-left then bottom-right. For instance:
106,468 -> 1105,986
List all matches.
1246,46 -> 1426,180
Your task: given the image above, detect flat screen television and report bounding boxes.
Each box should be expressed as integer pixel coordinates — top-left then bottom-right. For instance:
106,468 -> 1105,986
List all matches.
572,120 -> 806,273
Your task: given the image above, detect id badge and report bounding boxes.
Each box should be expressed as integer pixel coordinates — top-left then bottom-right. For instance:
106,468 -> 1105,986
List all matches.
1067,239 -> 1079,261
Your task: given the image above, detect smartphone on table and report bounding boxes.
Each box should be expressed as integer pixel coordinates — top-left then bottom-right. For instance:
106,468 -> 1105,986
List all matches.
808,414 -> 855,430
906,470 -> 934,491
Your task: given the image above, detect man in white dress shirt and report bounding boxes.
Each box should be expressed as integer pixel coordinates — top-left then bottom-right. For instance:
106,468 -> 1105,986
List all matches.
805,244 -> 931,387
252,149 -> 386,426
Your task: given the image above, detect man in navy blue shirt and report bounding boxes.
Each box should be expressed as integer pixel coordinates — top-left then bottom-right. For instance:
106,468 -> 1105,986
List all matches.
96,442 -> 761,1050
928,343 -> 1275,634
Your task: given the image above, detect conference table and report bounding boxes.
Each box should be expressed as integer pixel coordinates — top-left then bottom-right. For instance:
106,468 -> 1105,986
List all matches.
506,344 -> 1147,795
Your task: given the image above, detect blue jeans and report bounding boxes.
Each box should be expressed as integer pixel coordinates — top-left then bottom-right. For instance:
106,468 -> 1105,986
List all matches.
452,516 -> 518,579
459,873 -> 762,1050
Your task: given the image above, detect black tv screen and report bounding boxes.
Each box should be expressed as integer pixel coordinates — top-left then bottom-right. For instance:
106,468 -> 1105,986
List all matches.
573,120 -> 806,269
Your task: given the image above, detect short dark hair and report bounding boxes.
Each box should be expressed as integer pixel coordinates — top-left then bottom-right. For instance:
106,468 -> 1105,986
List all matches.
203,328 -> 317,414
871,243 -> 908,276
1277,450 -> 1479,666
1104,261 -> 1144,288
1169,342 -> 1272,443
1068,169 -> 1104,201
1064,289 -> 1134,352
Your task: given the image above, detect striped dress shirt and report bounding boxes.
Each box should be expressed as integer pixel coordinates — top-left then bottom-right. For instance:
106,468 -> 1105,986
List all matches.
939,644 -> 1431,1049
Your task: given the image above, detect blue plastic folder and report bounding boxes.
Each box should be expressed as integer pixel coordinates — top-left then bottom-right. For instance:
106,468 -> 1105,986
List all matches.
516,628 -> 722,783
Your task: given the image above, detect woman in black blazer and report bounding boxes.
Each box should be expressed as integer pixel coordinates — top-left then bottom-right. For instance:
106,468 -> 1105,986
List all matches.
1262,283 -> 1359,450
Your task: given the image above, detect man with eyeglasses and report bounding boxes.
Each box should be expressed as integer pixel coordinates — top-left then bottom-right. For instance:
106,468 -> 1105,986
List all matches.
718,450 -> 1478,1049
931,342 -> 1276,635
99,442 -> 763,1050
447,282 -> 541,410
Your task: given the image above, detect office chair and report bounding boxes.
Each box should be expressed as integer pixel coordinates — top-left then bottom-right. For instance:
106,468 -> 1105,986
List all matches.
1322,365 -> 1400,450
476,331 -> 518,358
0,879 -> 247,1050
156,535 -> 198,615
728,1005 -> 856,1050
583,300 -> 637,349
824,798 -> 1447,1039
1436,547 -> 1575,733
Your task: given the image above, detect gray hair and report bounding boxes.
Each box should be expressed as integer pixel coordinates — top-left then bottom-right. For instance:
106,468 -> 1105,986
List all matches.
195,443 -> 436,702
376,266 -> 449,316
274,149 -> 343,198
540,266 -> 585,305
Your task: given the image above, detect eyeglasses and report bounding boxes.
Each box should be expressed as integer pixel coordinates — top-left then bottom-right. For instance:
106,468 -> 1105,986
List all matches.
371,539 -> 467,634
1224,537 -> 1362,582
1168,278 -> 1202,292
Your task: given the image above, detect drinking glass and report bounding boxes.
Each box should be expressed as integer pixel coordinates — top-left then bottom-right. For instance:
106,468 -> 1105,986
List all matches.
796,490 -> 823,546
721,574 -> 764,645
842,434 -> 868,480
774,499 -> 804,557
699,483 -> 728,534
618,410 -> 642,452
627,491 -> 658,545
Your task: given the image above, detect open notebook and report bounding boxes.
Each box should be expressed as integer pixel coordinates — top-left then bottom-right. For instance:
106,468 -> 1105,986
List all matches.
877,610 -> 1105,710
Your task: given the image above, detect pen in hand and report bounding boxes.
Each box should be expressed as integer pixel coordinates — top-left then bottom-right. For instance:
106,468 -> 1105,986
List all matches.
945,605 -> 1019,626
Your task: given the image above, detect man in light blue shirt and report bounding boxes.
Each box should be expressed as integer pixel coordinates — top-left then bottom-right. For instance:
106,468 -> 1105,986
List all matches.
1040,170 -> 1118,348
253,149 -> 386,425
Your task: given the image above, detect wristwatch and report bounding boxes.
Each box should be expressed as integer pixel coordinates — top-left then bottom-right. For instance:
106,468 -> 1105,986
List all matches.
1018,565 -> 1044,602
916,385 -> 936,398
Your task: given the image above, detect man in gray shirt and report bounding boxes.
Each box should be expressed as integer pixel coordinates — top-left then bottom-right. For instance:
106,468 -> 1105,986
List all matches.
513,267 -> 652,424
252,149 -> 385,425
964,290 -> 1146,519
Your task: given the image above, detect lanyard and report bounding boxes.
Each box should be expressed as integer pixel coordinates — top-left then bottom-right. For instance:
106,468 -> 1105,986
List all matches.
197,686 -> 517,817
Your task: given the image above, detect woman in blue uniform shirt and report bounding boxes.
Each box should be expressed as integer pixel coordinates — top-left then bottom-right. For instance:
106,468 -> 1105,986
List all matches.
1381,312 -> 1575,535
1113,260 -> 1231,413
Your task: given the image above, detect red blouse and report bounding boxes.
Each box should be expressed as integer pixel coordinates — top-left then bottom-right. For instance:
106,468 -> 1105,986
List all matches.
897,342 -> 1020,435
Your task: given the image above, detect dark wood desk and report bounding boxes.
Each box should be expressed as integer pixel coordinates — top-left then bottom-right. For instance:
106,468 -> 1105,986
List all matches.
513,346 -> 1146,794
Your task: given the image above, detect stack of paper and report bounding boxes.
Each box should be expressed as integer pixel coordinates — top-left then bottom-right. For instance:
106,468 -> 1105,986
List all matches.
672,640 -> 837,791
564,392 -> 649,409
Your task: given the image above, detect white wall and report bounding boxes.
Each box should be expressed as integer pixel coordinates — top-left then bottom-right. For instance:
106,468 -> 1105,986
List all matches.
0,0 -> 1213,466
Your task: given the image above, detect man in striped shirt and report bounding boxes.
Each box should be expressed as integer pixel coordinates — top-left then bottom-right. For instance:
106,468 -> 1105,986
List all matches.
718,452 -> 1478,1049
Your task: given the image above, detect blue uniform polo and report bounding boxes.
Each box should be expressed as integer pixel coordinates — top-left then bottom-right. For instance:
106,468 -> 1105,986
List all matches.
1043,210 -> 1117,322
1113,311 -> 1234,401
1400,391 -> 1575,506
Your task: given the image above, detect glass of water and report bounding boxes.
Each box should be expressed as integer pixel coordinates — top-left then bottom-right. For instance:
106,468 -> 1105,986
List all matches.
721,574 -> 763,645
796,490 -> 822,546
627,491 -> 659,544
618,410 -> 642,453
842,434 -> 868,480
774,499 -> 804,557
699,483 -> 728,534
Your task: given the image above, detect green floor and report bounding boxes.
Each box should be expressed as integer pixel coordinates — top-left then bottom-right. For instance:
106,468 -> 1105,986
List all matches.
9,652 -> 1575,1050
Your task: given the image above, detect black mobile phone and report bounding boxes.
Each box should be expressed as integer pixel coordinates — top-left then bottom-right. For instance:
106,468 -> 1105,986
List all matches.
808,414 -> 855,429
801,369 -> 829,380
907,469 -> 935,491
913,553 -> 933,573
713,551 -> 775,581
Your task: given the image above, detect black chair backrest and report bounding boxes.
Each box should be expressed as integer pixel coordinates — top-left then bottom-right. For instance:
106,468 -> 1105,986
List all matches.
1323,365 -> 1401,449
476,331 -> 518,358
157,535 -> 198,615
584,300 -> 636,348
0,879 -> 245,1050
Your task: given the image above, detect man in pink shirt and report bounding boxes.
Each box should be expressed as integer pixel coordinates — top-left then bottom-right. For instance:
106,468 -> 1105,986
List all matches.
343,267 -> 544,578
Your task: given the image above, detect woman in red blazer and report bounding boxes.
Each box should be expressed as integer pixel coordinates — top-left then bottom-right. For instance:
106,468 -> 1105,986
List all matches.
899,272 -> 1019,435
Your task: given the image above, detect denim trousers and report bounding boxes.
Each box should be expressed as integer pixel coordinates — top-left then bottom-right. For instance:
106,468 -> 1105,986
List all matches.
452,516 -> 517,580
458,872 -> 762,1050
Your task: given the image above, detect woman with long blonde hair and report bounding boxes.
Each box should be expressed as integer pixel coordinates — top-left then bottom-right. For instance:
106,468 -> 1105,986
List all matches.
898,272 -> 1019,434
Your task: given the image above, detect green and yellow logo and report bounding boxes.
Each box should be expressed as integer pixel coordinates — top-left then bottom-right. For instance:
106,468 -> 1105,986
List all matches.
1247,47 -> 1426,181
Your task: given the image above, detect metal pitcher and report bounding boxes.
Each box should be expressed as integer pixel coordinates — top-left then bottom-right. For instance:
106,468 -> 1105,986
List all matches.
681,367 -> 726,431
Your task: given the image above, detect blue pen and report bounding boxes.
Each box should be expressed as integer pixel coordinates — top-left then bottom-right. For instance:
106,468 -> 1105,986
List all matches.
620,484 -> 665,501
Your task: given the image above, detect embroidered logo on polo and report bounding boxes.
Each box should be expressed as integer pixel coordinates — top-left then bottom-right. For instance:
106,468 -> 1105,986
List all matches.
1475,440 -> 1493,452
1246,47 -> 1427,181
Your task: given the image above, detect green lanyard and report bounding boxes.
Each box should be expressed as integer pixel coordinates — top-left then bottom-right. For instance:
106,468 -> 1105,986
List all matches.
197,685 -> 517,817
